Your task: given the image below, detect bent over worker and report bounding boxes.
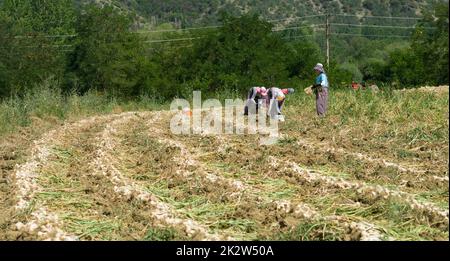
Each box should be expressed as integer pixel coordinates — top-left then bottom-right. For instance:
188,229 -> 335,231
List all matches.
244,87 -> 267,115
266,87 -> 295,121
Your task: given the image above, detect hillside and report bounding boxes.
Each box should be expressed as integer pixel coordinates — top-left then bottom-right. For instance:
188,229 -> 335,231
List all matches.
80,0 -> 437,26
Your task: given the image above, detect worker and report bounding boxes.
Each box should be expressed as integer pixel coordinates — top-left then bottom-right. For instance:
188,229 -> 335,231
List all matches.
266,87 -> 295,121
312,63 -> 329,117
244,87 -> 268,115
351,81 -> 359,90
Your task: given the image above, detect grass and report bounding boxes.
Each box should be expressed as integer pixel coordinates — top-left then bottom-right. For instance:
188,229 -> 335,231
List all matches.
0,77 -> 168,138
283,87 -> 448,160
303,190 -> 449,241
141,174 -> 254,234
416,190 -> 449,209
315,162 -> 450,206
207,160 -> 299,202
276,221 -> 346,241
34,133 -> 172,240
255,178 -> 297,200
114,128 -> 259,239
142,178 -> 257,239
144,227 -> 185,241
211,219 -> 257,233
34,143 -> 132,240
65,217 -> 121,241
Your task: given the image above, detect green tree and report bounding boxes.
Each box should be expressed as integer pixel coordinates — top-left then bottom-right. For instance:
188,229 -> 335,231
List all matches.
382,1 -> 449,87
338,62 -> 363,82
411,1 -> 449,85
176,14 -> 302,95
361,58 -> 389,82
0,0 -> 75,97
388,47 -> 424,85
285,40 -> 322,81
66,4 -> 151,97
2,0 -> 75,36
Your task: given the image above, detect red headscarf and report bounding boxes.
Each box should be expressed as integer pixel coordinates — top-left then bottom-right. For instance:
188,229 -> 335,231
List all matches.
257,87 -> 268,96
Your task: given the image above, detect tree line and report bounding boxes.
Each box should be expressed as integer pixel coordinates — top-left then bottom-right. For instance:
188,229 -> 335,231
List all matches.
0,0 -> 448,100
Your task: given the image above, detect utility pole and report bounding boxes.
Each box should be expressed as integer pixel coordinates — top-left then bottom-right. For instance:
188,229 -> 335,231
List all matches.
325,13 -> 330,68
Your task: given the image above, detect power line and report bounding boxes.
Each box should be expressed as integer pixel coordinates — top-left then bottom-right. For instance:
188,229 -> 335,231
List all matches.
143,24 -> 325,42
2,24 -> 418,46
330,33 -> 411,38
330,23 -> 433,29
7,28 -> 320,46
0,34 -> 77,40
334,14 -> 421,20
269,14 -> 326,23
143,37 -> 202,43
137,25 -> 222,34
7,44 -> 74,48
283,35 -> 316,40
2,14 -> 426,39
0,14 -> 321,39
1,14 -> 429,50
272,24 -> 325,32
2,29 -> 411,47
0,46 -> 74,52
148,44 -> 194,51
139,14 -> 327,33
16,34 -> 77,39
141,22 -> 324,35
142,24 -> 326,42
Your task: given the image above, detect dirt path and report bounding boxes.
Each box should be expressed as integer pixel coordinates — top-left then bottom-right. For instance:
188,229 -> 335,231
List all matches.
89,112 -> 228,240
11,114 -> 124,240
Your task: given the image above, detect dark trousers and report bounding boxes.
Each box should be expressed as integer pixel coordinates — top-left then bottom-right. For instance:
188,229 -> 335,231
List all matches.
244,88 -> 262,115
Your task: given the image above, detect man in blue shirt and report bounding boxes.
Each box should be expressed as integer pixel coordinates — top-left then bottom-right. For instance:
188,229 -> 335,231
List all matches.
312,63 -> 329,117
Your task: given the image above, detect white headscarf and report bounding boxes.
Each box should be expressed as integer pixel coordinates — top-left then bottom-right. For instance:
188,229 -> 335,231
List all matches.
314,63 -> 325,73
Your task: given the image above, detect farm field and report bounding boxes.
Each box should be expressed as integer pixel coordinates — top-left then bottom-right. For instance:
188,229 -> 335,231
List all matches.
0,86 -> 448,241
